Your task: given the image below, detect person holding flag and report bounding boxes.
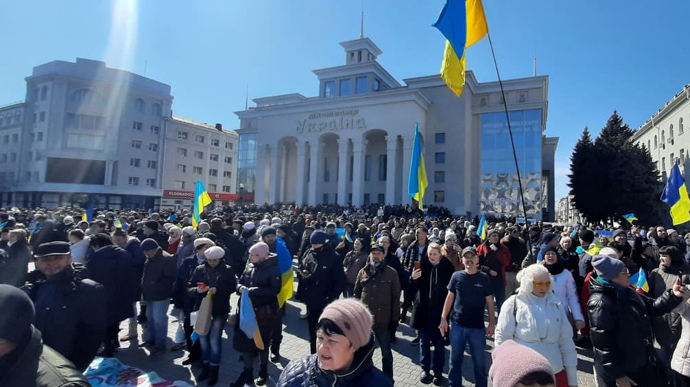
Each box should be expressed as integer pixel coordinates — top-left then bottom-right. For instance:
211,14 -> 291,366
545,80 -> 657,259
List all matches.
588,253 -> 686,386
232,242 -> 281,386
662,162 -> 690,226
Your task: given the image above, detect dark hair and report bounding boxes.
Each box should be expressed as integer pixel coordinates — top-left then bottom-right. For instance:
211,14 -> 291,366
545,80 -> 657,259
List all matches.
659,245 -> 683,265
112,228 -> 128,238
90,233 -> 113,248
315,318 -> 353,348
518,370 -> 555,386
69,229 -> 85,240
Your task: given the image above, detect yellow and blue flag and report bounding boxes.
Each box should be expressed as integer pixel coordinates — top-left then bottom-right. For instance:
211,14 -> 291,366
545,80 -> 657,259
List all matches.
434,0 -> 488,96
276,237 -> 294,307
629,269 -> 649,294
239,291 -> 265,350
82,202 -> 93,223
622,213 -> 638,224
408,124 -> 428,210
114,218 -> 122,228
477,213 -> 487,240
661,164 -> 690,226
192,180 -> 212,229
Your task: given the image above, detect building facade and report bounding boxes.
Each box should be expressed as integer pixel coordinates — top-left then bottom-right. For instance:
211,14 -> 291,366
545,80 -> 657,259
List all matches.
0,58 -> 238,209
556,195 -> 584,224
235,37 -> 558,220
631,84 -> 690,180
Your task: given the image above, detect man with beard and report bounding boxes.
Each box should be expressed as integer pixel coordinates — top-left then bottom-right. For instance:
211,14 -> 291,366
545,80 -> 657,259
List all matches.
354,244 -> 401,381
636,225 -> 669,273
299,230 -> 346,353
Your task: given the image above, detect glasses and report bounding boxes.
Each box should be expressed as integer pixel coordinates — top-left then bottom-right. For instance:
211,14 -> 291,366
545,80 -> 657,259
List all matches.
533,281 -> 551,287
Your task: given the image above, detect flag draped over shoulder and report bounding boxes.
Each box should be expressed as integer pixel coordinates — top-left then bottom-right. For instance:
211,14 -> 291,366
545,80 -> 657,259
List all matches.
276,237 -> 294,307
239,291 -> 265,350
477,213 -> 487,240
407,124 -> 428,210
192,180 -> 212,229
434,0 -> 488,96
661,163 -> 690,226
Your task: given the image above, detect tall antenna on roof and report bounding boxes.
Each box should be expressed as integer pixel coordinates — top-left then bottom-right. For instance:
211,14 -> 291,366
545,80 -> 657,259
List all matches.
360,0 -> 364,38
245,84 -> 249,110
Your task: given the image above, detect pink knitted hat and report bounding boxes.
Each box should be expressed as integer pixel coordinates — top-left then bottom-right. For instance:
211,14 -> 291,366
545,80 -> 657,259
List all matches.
489,340 -> 555,387
318,299 -> 373,350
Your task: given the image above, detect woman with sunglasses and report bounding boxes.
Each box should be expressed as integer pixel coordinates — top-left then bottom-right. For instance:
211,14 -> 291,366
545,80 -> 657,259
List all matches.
495,264 -> 578,387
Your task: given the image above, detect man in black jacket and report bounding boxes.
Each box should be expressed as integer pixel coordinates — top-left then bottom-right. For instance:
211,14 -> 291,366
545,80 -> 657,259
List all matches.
209,218 -> 246,268
87,233 -> 140,357
139,238 -> 176,354
22,242 -> 107,371
142,221 -> 169,251
299,230 -> 346,353
0,284 -> 90,387
588,254 -> 685,387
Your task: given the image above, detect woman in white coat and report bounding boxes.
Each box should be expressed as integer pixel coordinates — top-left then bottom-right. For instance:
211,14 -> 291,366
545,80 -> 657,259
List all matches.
541,246 -> 586,333
671,290 -> 690,386
496,263 -> 578,387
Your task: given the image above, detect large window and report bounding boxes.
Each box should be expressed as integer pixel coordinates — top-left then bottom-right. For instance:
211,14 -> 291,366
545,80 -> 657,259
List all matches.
480,109 -> 543,219
356,76 -> 368,94
152,103 -> 162,116
65,114 -> 105,130
378,154 -> 387,181
210,154 -> 219,162
434,190 -> 445,203
135,98 -> 145,113
364,155 -> 371,181
340,79 -> 352,96
66,134 -> 105,150
46,158 -> 106,184
435,152 -> 445,164
435,133 -> 446,144
324,81 -> 336,98
435,171 -> 445,183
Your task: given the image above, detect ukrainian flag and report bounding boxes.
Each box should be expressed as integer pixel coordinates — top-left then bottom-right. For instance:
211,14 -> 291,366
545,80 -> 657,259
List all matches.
276,237 -> 294,307
434,0 -> 488,96
661,164 -> 690,226
192,180 -> 212,229
240,291 -> 265,350
408,124 -> 428,210
622,213 -> 638,224
629,269 -> 649,294
477,213 -> 487,240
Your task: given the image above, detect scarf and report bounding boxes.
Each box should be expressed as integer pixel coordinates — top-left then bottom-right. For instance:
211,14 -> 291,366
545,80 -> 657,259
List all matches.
544,259 -> 565,275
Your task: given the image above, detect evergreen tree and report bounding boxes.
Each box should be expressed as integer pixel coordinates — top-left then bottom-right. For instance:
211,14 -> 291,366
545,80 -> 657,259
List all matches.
569,111 -> 663,225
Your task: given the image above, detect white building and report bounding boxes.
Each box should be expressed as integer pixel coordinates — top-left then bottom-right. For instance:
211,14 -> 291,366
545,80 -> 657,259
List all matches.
235,37 -> 559,220
556,195 -> 584,224
631,84 -> 690,180
0,58 -> 238,209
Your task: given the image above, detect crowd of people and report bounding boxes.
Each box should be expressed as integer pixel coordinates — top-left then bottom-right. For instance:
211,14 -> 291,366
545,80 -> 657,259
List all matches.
3,202 -> 690,386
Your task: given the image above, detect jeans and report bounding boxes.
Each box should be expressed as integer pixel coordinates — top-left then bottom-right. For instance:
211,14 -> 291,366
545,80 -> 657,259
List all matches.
199,316 -> 226,365
448,322 -> 487,387
145,299 -> 170,348
492,278 -> 505,314
373,327 -> 394,380
419,328 -> 445,374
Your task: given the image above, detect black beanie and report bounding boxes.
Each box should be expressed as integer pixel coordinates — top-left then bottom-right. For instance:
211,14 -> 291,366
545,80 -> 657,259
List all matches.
261,226 -> 277,238
0,284 -> 35,344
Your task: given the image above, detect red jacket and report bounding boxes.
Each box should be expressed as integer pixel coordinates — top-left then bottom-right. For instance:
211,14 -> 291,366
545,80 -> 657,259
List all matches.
476,243 -> 510,285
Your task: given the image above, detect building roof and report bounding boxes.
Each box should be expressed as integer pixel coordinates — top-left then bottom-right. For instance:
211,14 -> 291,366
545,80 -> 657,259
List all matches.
170,115 -> 238,138
632,83 -> 690,140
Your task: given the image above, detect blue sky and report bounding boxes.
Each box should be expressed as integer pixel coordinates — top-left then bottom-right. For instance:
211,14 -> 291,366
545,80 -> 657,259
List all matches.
2,1 -> 689,201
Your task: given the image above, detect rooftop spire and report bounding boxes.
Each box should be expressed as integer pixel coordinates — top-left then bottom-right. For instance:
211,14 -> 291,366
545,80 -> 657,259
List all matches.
360,0 -> 364,38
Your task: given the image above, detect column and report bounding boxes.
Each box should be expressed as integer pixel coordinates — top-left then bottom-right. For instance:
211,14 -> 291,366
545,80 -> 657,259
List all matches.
401,134 -> 414,205
268,144 -> 279,204
295,141 -> 307,205
337,138 -> 349,205
307,140 -> 321,205
279,145 -> 288,202
351,139 -> 367,207
254,143 -> 267,204
385,135 -> 398,204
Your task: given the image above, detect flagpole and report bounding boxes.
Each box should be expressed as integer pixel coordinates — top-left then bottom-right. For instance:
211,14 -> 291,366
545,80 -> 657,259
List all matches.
486,33 -> 532,229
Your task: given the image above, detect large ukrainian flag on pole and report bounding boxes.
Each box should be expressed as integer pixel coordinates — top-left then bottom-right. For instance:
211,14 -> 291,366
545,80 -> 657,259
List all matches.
192,180 -> 212,229
434,0 -> 488,97
408,124 -> 428,210
661,163 -> 690,225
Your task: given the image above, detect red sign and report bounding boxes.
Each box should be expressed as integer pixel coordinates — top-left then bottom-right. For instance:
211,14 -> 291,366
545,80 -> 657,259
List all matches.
162,190 -> 253,202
